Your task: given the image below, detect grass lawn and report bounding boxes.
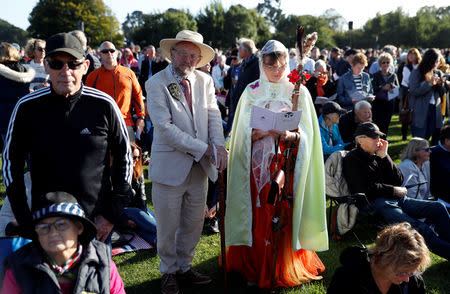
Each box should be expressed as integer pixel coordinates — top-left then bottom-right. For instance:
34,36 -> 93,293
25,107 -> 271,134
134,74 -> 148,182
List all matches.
1,114 -> 449,293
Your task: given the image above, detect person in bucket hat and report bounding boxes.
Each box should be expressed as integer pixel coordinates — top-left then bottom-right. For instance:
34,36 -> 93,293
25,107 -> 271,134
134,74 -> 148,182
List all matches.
1,191 -> 126,294
146,30 -> 227,294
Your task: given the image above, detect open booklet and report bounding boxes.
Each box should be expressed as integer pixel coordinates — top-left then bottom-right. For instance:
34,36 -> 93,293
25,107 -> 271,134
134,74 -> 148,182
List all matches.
315,93 -> 337,104
250,105 -> 302,131
350,91 -> 375,102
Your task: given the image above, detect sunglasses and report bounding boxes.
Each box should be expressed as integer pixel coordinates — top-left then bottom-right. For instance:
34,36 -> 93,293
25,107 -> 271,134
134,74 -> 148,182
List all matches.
419,147 -> 431,152
101,48 -> 115,54
47,59 -> 84,70
133,155 -> 140,161
35,218 -> 71,235
36,47 -> 45,52
381,61 -> 390,64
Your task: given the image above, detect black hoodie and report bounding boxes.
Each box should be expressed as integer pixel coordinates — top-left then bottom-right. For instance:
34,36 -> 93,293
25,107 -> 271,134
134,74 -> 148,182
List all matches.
327,246 -> 425,294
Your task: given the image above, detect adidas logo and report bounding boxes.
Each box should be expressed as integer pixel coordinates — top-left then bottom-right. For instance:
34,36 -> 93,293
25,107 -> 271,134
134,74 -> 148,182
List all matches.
80,128 -> 91,135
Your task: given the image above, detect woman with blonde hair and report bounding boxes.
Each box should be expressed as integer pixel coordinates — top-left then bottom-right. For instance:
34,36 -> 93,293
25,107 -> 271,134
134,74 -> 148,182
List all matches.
328,222 -> 431,293
398,137 -> 432,200
0,42 -> 34,146
25,38 -> 49,90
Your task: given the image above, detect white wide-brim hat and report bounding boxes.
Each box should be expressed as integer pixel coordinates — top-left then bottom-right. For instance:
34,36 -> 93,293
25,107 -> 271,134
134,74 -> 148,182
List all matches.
160,30 -> 215,68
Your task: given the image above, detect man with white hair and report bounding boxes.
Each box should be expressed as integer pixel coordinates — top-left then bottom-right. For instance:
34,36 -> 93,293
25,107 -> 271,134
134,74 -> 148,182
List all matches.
338,100 -> 372,149
211,54 -> 229,93
146,30 -> 227,294
226,37 -> 259,133
69,30 -> 101,83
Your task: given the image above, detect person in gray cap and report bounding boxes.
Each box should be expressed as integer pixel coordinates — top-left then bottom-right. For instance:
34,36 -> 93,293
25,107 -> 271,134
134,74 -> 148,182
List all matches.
2,33 -> 133,244
343,122 -> 450,260
318,101 -> 349,161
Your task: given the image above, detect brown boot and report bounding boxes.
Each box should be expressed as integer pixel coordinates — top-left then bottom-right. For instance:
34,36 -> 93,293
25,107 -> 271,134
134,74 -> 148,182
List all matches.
161,273 -> 179,294
176,268 -> 212,285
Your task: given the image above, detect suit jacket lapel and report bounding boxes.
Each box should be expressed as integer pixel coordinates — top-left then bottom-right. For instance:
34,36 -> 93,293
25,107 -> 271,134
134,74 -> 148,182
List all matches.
166,68 -> 193,121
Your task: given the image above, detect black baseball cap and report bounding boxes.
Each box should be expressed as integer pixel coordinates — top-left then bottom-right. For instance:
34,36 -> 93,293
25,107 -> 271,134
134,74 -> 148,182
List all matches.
331,47 -> 340,53
45,33 -> 85,59
322,101 -> 346,116
354,122 -> 385,138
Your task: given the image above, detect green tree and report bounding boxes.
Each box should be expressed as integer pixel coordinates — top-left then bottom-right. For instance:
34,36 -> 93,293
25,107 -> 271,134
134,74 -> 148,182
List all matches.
0,19 -> 29,45
131,9 -> 197,47
221,5 -> 270,49
122,10 -> 144,44
274,14 -> 335,49
257,0 -> 283,28
196,1 -> 226,48
28,0 -> 123,47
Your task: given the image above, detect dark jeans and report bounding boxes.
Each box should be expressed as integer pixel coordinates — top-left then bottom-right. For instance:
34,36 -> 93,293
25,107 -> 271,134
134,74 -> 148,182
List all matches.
411,104 -> 436,140
372,197 -> 450,260
124,207 -> 157,245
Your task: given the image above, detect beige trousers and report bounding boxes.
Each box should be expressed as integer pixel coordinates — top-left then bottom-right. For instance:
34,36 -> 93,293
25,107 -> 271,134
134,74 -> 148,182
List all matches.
152,163 -> 208,274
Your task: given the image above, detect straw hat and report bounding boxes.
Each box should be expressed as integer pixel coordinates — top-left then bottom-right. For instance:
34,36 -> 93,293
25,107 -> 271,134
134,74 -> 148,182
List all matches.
160,30 -> 214,68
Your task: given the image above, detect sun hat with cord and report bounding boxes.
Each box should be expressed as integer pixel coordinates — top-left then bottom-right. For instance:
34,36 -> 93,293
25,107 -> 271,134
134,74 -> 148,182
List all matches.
27,191 -> 97,245
159,30 -> 215,68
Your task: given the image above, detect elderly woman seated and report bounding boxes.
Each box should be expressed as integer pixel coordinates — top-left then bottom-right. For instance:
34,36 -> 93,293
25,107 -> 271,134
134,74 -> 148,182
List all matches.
319,101 -> 348,161
305,59 -> 337,115
0,191 -> 125,294
328,222 -> 431,294
398,137 -> 433,200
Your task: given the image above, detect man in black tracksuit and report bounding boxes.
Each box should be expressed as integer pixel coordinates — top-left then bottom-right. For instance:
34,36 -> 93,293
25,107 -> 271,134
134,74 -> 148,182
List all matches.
2,33 -> 133,241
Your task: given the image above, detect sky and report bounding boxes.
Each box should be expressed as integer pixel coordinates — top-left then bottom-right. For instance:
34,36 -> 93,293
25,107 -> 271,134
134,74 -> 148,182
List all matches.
2,0 -> 448,31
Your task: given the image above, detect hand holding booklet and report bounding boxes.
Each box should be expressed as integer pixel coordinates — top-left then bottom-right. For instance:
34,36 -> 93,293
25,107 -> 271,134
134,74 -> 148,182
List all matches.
249,105 -> 302,131
350,91 -> 375,102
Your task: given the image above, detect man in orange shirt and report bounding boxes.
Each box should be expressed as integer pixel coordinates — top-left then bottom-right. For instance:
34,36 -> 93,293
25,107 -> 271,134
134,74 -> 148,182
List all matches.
86,41 -> 145,141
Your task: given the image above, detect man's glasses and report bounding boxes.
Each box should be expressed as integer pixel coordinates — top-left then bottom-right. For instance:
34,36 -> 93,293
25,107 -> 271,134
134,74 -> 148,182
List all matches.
47,59 -> 84,70
35,218 -> 71,235
101,49 -> 116,54
173,49 -> 201,63
36,47 -> 45,52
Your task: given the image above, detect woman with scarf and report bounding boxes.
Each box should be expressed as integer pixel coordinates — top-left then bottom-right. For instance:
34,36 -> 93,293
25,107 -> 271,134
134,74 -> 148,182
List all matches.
120,47 -> 139,74
305,59 -> 336,115
225,40 -> 328,289
1,191 -> 125,294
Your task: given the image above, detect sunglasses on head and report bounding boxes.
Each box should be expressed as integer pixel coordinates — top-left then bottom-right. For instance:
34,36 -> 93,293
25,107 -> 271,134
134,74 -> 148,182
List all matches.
47,59 -> 84,70
101,49 -> 115,54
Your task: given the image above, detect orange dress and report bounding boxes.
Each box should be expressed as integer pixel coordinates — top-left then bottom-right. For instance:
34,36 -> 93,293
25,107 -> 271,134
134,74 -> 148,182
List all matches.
226,141 -> 325,289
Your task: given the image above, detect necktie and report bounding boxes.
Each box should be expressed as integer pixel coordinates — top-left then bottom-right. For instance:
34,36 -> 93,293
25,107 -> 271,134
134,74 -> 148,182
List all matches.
181,79 -> 192,113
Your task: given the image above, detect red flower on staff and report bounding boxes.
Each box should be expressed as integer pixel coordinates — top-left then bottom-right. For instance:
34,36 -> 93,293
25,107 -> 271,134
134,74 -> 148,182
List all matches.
288,69 -> 301,85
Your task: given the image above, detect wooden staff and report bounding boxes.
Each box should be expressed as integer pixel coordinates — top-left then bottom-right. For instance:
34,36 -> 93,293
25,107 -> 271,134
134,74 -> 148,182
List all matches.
292,26 -> 304,111
217,171 -> 228,293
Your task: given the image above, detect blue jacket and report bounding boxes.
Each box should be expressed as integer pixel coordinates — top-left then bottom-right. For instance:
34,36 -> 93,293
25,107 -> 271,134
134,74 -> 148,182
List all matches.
319,115 -> 346,161
337,70 -> 373,109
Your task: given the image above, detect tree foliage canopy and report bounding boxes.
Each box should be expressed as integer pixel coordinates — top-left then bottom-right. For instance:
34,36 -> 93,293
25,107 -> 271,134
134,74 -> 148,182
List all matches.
28,0 -> 123,47
0,19 -> 29,45
21,0 -> 450,51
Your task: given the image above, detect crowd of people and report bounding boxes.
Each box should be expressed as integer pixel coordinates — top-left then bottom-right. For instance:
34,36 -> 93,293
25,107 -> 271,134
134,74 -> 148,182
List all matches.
0,27 -> 450,294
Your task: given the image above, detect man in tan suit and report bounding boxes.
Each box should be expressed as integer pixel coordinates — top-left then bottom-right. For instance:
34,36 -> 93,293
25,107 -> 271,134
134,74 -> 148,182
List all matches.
146,30 -> 227,294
